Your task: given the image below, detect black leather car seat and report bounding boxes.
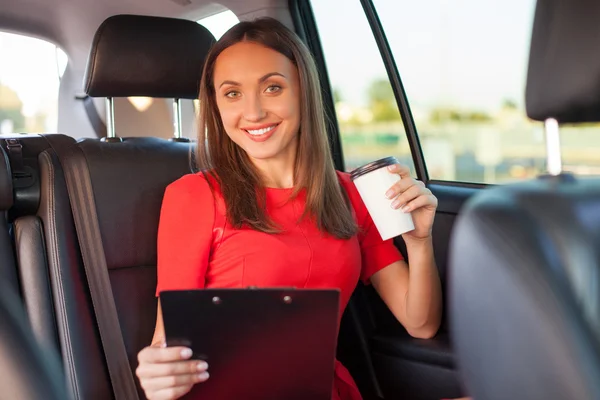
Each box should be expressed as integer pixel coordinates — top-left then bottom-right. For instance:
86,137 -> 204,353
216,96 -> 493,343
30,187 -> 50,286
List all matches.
13,14 -> 215,399
0,280 -> 68,400
449,1 -> 600,399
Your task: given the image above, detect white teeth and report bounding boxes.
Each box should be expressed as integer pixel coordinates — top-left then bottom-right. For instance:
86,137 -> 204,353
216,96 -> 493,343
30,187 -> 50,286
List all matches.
246,125 -> 275,136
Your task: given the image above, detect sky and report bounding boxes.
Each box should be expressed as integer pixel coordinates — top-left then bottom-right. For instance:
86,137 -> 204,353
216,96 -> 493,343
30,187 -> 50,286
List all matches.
311,0 -> 537,112
0,0 -> 537,130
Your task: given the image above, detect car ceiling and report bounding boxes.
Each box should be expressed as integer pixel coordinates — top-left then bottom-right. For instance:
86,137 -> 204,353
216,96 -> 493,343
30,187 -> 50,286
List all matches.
0,0 -> 290,75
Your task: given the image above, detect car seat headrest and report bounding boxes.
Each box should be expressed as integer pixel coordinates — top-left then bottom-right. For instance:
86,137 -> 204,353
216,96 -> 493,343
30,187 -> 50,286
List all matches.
526,0 -> 600,123
84,14 -> 216,99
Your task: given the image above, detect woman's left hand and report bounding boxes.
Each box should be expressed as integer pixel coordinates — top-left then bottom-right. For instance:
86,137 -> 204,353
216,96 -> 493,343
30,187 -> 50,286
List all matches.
385,163 -> 438,241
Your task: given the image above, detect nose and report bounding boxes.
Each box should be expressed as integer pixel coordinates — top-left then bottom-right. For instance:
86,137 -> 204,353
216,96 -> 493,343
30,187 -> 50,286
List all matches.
243,92 -> 267,122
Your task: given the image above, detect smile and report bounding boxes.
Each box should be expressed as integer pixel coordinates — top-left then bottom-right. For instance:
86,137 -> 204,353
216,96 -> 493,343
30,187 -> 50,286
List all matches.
244,124 -> 278,136
242,123 -> 280,142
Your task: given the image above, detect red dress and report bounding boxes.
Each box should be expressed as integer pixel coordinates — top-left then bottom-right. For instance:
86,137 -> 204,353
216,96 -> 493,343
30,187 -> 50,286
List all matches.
156,171 -> 403,400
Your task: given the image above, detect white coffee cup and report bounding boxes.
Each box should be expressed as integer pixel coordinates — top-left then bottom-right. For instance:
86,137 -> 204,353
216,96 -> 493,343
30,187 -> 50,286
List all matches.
350,157 -> 415,240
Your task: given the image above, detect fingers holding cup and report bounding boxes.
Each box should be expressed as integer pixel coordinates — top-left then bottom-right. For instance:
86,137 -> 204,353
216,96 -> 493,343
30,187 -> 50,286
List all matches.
386,163 -> 411,178
350,157 -> 416,240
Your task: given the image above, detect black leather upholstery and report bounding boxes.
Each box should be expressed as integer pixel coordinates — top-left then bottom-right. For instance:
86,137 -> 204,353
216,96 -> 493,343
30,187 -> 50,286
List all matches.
80,137 -> 192,378
14,216 -> 60,352
84,14 -> 215,98
35,144 -> 111,399
8,137 -> 195,400
0,145 -> 13,210
4,135 -> 60,219
0,144 -> 18,296
450,177 -> 600,400
30,136 -> 193,398
526,0 -> 600,122
0,212 -> 17,294
0,280 -> 67,400
372,330 -> 454,369
6,135 -> 74,371
5,13 -> 216,400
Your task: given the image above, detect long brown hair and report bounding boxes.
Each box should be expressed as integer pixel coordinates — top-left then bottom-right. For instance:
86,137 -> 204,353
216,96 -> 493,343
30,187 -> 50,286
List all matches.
196,17 -> 357,239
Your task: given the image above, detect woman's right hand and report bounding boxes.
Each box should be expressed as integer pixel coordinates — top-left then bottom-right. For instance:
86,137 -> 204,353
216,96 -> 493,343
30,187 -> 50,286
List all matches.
136,342 -> 210,400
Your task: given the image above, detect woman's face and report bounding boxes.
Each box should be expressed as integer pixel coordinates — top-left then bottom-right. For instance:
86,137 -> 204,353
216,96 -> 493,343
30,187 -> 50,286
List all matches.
213,41 -> 301,166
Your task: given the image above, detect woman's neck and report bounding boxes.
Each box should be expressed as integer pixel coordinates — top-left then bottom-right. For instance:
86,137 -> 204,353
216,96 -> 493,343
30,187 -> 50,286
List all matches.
250,156 -> 295,189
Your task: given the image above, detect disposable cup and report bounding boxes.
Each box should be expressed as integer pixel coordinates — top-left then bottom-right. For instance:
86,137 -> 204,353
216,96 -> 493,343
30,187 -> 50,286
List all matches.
350,156 -> 415,240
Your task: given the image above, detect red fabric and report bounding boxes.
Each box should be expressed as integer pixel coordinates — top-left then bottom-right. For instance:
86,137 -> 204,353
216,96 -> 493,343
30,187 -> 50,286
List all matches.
156,171 -> 403,400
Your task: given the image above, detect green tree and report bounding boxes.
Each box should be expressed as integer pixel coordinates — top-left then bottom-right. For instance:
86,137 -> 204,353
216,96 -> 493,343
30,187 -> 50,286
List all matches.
367,79 -> 401,122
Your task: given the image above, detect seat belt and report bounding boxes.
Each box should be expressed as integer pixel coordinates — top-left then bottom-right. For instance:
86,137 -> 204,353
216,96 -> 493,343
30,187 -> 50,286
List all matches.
47,136 -> 139,400
76,94 -> 107,138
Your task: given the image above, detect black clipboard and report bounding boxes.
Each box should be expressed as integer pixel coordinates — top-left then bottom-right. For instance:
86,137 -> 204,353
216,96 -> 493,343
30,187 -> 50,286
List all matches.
160,288 -> 340,400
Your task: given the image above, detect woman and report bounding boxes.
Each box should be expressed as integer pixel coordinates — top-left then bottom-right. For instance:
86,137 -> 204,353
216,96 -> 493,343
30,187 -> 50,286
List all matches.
136,17 -> 442,400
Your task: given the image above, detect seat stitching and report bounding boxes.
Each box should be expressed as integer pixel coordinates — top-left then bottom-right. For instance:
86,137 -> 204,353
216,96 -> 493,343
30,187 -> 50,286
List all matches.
42,150 -> 81,400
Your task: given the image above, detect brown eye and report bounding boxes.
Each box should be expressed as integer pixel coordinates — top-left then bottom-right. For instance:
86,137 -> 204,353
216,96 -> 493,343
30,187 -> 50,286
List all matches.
225,90 -> 240,98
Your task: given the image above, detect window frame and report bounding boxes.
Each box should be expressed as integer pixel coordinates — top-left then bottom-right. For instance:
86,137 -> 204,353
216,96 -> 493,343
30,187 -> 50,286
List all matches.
358,0 -> 429,182
288,0 -> 346,171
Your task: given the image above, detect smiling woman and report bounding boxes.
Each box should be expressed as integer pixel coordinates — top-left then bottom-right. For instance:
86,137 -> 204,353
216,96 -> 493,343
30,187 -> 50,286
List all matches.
136,17 -> 442,400
195,17 -> 356,236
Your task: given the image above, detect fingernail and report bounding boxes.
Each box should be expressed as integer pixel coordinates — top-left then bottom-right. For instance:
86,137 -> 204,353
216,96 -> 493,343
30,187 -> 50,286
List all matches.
391,199 -> 401,209
385,189 -> 394,199
401,205 -> 411,213
387,164 -> 395,171
160,341 -> 167,348
181,348 -> 193,358
197,372 -> 210,380
197,361 -> 208,371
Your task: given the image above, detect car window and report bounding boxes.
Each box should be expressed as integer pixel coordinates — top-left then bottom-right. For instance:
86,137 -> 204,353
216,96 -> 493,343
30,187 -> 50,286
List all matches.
0,32 -> 67,134
373,0 -> 600,183
311,0 -> 416,174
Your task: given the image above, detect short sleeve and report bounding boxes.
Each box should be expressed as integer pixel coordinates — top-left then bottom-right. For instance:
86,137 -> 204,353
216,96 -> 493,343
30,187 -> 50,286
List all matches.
337,171 -> 404,284
156,173 -> 215,295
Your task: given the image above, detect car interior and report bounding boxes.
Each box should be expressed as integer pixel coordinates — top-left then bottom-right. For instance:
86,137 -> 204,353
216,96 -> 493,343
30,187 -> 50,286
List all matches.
0,0 -> 598,399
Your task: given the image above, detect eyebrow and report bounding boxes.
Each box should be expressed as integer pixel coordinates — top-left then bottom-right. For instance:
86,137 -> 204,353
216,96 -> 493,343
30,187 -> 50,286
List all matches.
218,72 -> 287,88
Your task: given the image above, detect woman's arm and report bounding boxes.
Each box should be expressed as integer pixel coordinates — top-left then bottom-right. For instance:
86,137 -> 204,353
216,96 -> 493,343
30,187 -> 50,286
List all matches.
369,163 -> 442,339
370,238 -> 441,339
151,301 -> 166,346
